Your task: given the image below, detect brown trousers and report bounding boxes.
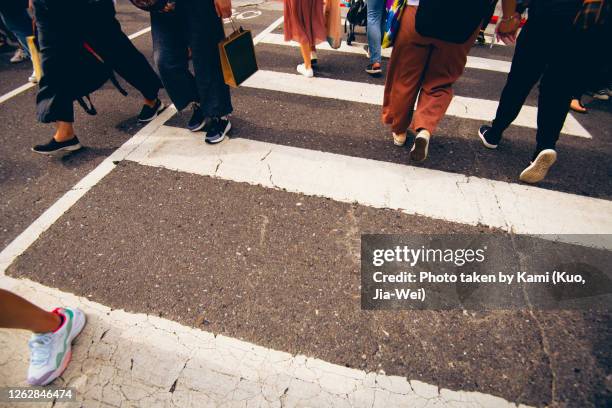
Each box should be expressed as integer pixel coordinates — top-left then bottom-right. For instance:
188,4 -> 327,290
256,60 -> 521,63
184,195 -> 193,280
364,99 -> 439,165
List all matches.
382,6 -> 477,135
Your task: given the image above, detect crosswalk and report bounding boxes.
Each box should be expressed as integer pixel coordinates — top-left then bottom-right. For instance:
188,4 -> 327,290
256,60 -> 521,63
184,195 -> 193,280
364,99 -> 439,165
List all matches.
133,18 -> 606,244
1,10 -> 609,408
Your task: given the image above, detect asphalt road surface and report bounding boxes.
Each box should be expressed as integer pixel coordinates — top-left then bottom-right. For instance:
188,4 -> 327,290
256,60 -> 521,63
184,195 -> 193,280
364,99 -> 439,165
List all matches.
0,1 -> 610,407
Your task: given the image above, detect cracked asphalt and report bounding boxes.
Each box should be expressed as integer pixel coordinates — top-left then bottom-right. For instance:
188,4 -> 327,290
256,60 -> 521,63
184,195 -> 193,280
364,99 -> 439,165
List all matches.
6,162 -> 611,407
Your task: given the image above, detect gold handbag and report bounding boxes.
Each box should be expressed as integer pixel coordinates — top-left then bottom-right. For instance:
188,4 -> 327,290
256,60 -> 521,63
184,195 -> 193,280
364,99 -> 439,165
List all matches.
218,20 -> 258,88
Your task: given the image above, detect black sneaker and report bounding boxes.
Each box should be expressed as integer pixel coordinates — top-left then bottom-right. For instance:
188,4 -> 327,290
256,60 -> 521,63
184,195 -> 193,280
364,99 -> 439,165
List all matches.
366,63 -> 382,76
187,102 -> 206,132
32,136 -> 82,155
476,30 -> 486,45
477,125 -> 500,149
204,117 -> 231,144
137,98 -> 165,123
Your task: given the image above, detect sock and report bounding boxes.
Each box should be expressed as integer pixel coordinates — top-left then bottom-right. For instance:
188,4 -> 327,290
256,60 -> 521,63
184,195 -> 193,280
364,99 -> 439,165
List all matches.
52,311 -> 65,333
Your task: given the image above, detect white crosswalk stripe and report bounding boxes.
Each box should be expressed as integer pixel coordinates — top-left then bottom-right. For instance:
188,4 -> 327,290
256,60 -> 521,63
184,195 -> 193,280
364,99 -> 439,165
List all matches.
243,70 -> 592,138
260,33 -> 513,73
127,125 -> 612,249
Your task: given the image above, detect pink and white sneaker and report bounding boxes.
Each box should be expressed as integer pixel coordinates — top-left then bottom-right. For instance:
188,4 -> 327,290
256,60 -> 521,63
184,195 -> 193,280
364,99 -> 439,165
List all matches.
27,307 -> 86,386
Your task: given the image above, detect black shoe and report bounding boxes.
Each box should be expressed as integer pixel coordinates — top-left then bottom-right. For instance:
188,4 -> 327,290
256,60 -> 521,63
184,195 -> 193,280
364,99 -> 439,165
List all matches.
32,136 -> 82,155
477,125 -> 500,149
366,63 -> 382,76
187,102 -> 206,132
204,117 -> 231,144
476,30 -> 486,45
137,98 -> 165,123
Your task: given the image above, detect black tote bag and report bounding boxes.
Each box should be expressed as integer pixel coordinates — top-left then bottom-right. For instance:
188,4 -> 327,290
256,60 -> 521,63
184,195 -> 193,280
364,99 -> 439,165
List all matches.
415,0 -> 492,43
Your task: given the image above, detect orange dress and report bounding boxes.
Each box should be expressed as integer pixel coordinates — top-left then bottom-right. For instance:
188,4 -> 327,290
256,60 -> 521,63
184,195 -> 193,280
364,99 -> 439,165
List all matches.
284,0 -> 327,46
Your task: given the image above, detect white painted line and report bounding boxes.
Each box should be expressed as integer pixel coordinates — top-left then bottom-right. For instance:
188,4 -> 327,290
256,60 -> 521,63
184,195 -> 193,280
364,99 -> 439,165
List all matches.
127,126 -> 612,249
253,16 -> 284,44
127,26 -> 152,40
0,276 -> 530,407
0,82 -> 36,105
0,105 -> 177,275
0,26 -> 153,106
243,70 -> 592,138
260,33 -> 512,74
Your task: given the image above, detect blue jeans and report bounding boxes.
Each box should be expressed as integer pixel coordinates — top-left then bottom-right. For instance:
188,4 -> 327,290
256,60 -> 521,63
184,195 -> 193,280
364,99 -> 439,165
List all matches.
366,0 -> 385,64
0,0 -> 33,57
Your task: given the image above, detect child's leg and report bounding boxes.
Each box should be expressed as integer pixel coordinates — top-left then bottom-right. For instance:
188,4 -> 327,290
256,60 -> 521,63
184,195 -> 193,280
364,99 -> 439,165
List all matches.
0,289 -> 61,333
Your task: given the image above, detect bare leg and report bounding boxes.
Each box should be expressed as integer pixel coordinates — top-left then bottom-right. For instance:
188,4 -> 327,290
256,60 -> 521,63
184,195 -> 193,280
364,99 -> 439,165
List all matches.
54,121 -> 75,142
300,42 -> 312,70
0,289 -> 61,333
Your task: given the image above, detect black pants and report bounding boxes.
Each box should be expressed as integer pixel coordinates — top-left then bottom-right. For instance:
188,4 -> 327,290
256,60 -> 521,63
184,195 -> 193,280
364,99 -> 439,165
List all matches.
571,23 -> 611,99
34,0 -> 161,123
491,16 -> 578,152
151,0 -> 232,116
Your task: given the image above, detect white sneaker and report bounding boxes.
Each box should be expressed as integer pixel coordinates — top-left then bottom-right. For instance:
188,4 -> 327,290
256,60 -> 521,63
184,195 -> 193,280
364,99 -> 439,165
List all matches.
10,48 -> 28,63
410,129 -> 431,162
297,63 -> 314,78
27,307 -> 86,385
519,149 -> 557,184
392,132 -> 406,146
28,70 -> 38,83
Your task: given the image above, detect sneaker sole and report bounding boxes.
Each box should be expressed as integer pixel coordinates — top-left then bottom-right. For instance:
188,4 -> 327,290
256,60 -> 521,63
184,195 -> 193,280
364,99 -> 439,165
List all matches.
206,121 -> 232,145
35,311 -> 86,386
138,103 -> 167,123
410,136 -> 429,162
519,150 -> 557,184
366,69 -> 382,75
478,129 -> 498,149
31,143 -> 82,155
188,120 -> 207,133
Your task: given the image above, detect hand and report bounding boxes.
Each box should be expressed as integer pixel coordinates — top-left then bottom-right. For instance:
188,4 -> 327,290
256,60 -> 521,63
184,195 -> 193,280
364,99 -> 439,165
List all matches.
214,0 -> 232,19
161,1 -> 176,13
496,13 -> 520,45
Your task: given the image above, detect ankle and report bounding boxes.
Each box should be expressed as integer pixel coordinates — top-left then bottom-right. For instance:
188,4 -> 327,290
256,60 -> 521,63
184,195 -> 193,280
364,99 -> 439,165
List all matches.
53,133 -> 74,143
35,312 -> 62,334
144,97 -> 158,108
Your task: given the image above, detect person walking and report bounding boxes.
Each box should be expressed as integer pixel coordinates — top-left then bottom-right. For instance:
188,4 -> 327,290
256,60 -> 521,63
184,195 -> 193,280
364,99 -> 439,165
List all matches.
477,0 -> 600,184
365,0 -> 385,76
382,0 -> 519,162
151,0 -> 233,143
0,0 -> 32,63
0,289 -> 86,386
31,0 -> 164,155
0,0 -> 38,82
284,0 -> 327,78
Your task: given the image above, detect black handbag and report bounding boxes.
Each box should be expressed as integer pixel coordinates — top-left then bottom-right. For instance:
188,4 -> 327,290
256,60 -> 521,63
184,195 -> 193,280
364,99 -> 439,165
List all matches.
415,0 -> 491,44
